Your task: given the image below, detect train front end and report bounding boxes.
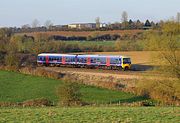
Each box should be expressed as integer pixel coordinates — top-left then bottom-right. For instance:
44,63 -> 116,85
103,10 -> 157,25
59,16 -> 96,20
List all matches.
121,56 -> 131,70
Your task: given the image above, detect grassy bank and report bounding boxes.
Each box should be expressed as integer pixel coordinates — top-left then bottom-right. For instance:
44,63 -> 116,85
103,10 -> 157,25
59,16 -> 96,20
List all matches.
0,70 -> 145,104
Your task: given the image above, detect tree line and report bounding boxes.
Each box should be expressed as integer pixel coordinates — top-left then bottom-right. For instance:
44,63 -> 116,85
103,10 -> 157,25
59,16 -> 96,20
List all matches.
8,19 -> 157,33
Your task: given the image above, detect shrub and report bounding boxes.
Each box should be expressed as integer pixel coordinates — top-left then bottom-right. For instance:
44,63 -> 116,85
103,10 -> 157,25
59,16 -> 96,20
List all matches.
135,79 -> 180,105
0,98 -> 53,107
115,40 -> 145,51
57,76 -> 82,106
22,98 -> 53,107
5,53 -> 20,69
0,52 -> 5,64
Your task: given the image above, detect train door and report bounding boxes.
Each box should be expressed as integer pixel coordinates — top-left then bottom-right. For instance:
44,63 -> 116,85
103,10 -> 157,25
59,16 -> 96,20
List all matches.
106,57 -> 110,66
75,55 -> 78,64
119,58 -> 122,66
87,57 -> 91,65
62,56 -> 66,64
46,56 -> 49,65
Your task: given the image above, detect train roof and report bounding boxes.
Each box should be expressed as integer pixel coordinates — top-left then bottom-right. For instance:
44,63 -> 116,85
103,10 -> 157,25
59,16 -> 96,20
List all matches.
79,55 -> 130,58
38,53 -> 76,57
38,53 -> 130,58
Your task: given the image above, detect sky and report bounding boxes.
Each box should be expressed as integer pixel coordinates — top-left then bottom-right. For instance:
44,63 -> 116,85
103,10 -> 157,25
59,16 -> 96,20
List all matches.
0,0 -> 179,27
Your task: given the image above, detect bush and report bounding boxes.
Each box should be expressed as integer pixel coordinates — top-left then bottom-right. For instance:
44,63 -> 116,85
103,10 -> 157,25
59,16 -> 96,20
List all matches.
115,40 -> 145,51
57,76 -> 82,106
5,53 -> 20,69
135,79 -> 180,105
22,98 -> 53,107
0,98 -> 53,107
0,52 -> 5,64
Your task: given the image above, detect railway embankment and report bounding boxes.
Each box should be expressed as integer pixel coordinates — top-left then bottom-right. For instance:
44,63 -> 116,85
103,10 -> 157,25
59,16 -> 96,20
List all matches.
16,66 -> 138,92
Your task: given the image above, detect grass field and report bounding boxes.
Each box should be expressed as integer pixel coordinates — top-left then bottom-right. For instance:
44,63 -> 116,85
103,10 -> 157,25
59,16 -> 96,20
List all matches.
63,40 -> 115,46
0,107 -> 179,122
0,70 -> 145,104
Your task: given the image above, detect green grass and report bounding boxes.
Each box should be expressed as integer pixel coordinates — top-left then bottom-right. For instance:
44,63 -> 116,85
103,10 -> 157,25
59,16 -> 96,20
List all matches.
63,41 -> 115,46
0,70 -> 145,104
0,107 -> 179,122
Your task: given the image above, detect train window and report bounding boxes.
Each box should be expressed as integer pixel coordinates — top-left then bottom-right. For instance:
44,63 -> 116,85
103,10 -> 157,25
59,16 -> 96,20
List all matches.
71,58 -> 75,62
115,59 -> 119,63
97,58 -> 100,62
38,57 -> 42,61
123,58 -> 131,64
119,58 -> 122,63
42,57 -> 45,61
94,58 -> 96,62
84,59 -> 87,63
66,57 -> 71,62
59,57 -> 62,61
66,58 -> 68,62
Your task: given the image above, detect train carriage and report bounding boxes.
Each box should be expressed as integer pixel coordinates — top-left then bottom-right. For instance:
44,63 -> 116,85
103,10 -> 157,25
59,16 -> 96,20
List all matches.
37,53 -> 131,70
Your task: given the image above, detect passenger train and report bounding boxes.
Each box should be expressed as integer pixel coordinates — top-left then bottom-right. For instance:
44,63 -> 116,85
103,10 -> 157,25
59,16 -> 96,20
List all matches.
37,53 -> 131,70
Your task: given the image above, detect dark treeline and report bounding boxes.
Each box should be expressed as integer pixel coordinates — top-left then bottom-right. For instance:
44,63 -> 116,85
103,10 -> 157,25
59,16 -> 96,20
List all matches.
49,34 -> 121,41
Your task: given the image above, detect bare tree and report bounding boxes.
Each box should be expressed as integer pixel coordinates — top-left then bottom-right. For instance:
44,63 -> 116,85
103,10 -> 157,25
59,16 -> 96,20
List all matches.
177,12 -> 180,23
95,17 -> 100,29
136,21 -> 180,104
121,11 -> 128,29
147,21 -> 180,79
44,20 -> 53,29
32,19 -> 40,28
121,11 -> 128,23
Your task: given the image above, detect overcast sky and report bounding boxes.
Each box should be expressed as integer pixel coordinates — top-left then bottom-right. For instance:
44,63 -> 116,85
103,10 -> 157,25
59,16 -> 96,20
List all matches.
0,0 -> 179,27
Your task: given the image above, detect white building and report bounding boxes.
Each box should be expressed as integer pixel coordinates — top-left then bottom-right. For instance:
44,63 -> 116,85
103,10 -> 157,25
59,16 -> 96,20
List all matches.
68,23 -> 96,29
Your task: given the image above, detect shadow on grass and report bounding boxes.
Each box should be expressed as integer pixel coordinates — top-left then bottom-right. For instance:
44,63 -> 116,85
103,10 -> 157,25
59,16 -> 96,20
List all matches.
131,64 -> 154,71
110,96 -> 148,104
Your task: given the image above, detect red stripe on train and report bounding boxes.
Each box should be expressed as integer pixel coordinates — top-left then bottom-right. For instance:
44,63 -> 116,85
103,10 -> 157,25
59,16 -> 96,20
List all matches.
87,57 -> 91,65
106,57 -> 110,66
62,56 -> 66,64
46,56 -> 49,64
